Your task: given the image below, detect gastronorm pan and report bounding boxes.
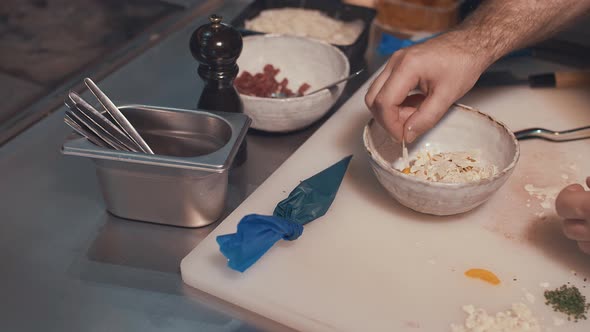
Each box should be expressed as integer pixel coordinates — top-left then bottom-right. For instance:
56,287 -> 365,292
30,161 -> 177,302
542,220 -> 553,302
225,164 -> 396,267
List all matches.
62,105 -> 251,227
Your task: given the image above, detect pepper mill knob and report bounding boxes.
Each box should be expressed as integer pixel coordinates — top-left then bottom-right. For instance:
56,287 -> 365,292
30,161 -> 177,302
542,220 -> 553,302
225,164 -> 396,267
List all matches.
209,14 -> 222,25
189,14 -> 243,81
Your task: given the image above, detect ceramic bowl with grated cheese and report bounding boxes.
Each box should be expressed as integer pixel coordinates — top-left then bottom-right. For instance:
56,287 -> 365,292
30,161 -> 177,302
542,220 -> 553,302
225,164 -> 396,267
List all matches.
363,104 -> 520,216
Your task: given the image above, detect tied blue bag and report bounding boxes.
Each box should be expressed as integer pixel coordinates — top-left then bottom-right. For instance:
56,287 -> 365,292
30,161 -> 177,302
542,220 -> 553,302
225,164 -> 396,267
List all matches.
216,155 -> 352,272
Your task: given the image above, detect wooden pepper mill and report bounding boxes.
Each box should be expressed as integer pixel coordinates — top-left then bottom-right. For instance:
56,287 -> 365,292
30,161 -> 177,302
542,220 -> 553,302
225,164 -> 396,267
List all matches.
190,14 -> 246,166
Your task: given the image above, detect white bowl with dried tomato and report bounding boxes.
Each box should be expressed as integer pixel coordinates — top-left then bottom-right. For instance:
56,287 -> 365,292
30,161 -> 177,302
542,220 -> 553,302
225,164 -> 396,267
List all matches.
236,35 -> 350,132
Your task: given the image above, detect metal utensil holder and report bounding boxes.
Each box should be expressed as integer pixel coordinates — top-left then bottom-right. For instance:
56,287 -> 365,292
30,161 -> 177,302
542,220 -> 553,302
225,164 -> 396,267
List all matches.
62,105 -> 251,227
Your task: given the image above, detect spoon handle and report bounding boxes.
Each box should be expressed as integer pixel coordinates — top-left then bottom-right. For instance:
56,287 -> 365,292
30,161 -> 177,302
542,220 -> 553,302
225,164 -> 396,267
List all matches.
514,125 -> 590,142
305,69 -> 364,96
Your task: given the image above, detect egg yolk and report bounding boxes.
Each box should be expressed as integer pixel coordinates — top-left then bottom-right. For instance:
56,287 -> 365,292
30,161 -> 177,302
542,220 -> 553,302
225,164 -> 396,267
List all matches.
465,268 -> 501,285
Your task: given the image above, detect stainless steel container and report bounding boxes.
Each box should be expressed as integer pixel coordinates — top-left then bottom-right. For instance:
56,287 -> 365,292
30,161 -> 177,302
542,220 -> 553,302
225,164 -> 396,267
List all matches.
62,105 -> 251,227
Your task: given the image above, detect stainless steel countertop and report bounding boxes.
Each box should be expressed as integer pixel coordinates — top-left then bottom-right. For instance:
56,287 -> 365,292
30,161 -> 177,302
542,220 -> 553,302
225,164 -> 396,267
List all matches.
0,1 -> 378,331
1,0 -> 577,330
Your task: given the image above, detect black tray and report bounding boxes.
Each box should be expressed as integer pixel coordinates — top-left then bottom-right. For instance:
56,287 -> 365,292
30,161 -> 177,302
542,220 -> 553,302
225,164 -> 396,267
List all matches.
230,0 -> 376,70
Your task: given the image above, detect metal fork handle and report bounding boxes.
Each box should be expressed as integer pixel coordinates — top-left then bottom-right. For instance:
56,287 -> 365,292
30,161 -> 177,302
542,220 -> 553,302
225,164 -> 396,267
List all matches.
514,125 -> 590,142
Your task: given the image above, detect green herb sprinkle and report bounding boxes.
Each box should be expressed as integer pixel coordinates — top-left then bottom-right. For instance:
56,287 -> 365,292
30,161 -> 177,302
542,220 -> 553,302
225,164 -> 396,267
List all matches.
544,285 -> 590,322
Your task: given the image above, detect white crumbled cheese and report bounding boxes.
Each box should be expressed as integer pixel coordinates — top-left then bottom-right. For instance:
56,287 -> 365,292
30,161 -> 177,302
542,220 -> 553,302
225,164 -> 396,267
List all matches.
552,317 -> 565,326
245,8 -> 363,45
451,303 -> 541,332
525,292 -> 536,304
540,200 -> 552,209
525,184 -> 560,211
535,211 -> 546,219
399,149 -> 497,183
401,140 -> 409,168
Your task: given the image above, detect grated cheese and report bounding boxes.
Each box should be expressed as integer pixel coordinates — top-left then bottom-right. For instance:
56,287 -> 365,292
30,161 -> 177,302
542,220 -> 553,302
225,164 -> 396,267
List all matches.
524,184 -> 560,210
399,149 -> 497,183
245,8 -> 364,46
451,303 -> 541,332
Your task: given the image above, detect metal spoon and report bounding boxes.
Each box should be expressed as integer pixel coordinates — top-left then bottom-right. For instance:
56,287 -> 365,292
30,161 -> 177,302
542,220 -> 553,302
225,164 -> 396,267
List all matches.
514,125 -> 590,142
272,69 -> 364,98
304,69 -> 364,96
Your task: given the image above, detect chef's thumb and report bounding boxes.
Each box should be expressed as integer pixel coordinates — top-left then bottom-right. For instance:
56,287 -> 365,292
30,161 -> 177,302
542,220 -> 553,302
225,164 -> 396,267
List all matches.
555,184 -> 590,220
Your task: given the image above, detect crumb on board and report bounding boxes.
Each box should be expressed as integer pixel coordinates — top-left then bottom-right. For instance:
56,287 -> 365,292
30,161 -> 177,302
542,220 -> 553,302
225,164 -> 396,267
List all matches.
451,303 -> 541,332
552,316 -> 565,326
524,184 -> 560,210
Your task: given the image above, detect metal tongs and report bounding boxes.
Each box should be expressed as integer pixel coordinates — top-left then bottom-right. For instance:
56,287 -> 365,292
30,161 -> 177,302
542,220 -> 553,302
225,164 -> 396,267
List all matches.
514,126 -> 590,142
63,78 -> 154,154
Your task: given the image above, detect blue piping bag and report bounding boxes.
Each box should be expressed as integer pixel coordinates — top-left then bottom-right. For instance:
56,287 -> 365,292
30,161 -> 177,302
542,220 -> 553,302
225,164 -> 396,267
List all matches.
216,155 -> 352,272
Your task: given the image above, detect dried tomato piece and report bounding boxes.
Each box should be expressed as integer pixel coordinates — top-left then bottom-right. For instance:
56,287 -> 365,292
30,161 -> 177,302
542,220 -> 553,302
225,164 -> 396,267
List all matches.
298,83 -> 311,96
234,64 -> 305,98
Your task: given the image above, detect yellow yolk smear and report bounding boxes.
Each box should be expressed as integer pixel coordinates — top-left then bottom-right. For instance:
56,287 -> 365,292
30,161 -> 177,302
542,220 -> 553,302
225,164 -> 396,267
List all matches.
465,268 -> 501,285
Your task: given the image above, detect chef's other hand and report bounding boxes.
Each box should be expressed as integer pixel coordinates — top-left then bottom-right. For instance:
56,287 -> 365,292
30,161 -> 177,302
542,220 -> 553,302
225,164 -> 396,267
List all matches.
364,32 -> 490,143
555,177 -> 590,255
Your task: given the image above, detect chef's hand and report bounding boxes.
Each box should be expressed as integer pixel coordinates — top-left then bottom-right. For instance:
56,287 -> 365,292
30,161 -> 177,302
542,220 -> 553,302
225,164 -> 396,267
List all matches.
555,177 -> 590,255
364,32 -> 492,143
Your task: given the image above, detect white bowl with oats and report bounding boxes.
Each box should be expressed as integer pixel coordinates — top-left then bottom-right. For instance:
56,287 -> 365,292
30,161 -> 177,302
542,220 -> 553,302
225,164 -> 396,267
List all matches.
363,104 -> 520,216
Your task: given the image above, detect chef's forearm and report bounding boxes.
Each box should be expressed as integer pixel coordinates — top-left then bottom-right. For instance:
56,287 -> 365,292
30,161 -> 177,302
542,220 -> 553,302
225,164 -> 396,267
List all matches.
452,0 -> 590,66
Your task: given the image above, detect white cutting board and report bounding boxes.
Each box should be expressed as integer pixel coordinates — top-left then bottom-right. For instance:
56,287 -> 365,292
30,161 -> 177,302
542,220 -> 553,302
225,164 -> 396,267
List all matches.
181,73 -> 590,331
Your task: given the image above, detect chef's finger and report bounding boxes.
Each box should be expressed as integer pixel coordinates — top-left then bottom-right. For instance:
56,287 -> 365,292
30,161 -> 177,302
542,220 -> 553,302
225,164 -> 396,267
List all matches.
365,55 -> 397,109
562,219 -> 590,241
577,241 -> 590,255
384,106 -> 418,138
400,93 -> 426,108
383,95 -> 424,139
403,89 -> 453,143
555,185 -> 590,219
373,63 -> 419,116
371,103 -> 403,142
394,94 -> 424,125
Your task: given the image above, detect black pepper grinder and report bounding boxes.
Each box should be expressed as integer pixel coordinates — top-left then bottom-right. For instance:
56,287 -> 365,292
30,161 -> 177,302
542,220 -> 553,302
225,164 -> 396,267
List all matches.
190,14 -> 247,166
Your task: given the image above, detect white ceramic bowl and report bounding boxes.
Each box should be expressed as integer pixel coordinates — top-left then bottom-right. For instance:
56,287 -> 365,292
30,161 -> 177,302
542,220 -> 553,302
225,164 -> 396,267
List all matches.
363,104 -> 520,216
237,35 -> 350,132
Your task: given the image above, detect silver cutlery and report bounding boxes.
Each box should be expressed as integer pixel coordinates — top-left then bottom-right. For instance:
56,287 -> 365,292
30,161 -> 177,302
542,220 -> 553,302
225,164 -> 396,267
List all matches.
65,108 -> 130,151
514,125 -> 590,142
64,114 -> 108,148
84,78 -> 154,154
67,92 -> 141,152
